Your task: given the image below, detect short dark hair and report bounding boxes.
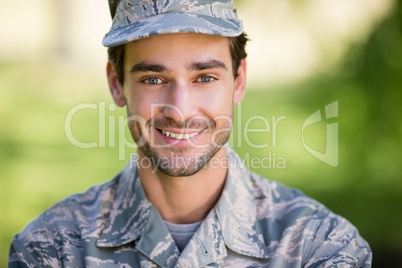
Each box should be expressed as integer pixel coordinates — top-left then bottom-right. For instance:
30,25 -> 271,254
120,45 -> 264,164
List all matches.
108,32 -> 249,86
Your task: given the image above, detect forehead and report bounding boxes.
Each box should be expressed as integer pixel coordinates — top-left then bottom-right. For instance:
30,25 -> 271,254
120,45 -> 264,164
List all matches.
124,33 -> 231,64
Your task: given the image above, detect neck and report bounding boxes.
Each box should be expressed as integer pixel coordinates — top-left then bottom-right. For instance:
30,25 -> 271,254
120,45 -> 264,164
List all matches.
137,148 -> 228,224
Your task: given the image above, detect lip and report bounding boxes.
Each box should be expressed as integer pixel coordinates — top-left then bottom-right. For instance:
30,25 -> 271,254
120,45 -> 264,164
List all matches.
155,128 -> 205,143
160,128 -> 204,135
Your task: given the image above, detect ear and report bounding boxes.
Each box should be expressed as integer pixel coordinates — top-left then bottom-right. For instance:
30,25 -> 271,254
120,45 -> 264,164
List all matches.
107,61 -> 126,107
233,59 -> 247,104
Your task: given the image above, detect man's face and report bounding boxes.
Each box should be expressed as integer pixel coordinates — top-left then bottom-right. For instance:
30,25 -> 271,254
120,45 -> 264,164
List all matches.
109,33 -> 246,176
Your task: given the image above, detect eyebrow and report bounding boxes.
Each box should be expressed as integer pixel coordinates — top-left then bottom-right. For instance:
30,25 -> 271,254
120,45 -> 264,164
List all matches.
130,62 -> 171,73
189,60 -> 228,71
130,59 -> 228,74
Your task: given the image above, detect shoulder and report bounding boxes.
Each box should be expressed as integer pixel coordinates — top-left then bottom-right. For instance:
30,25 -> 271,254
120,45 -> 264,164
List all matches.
248,172 -> 372,266
44,173 -> 120,228
248,171 -> 321,216
248,171 -> 354,234
9,174 -> 122,265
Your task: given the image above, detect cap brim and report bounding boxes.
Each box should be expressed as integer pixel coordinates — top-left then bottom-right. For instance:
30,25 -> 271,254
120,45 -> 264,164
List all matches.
102,12 -> 243,47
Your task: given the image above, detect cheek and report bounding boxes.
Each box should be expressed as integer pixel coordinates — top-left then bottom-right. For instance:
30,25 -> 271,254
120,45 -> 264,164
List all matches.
125,88 -> 159,118
199,87 -> 234,116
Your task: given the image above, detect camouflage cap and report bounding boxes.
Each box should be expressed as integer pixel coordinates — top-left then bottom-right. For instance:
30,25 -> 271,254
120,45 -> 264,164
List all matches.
102,0 -> 243,47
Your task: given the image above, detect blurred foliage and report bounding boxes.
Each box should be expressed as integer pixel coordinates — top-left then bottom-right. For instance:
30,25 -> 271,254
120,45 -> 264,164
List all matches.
233,2 -> 402,266
1,2 -> 402,267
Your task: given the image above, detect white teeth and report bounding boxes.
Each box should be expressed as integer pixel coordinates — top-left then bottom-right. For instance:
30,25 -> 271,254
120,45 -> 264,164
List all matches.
160,130 -> 200,140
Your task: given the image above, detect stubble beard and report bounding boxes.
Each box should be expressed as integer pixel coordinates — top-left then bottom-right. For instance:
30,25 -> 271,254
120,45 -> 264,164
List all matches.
127,111 -> 233,177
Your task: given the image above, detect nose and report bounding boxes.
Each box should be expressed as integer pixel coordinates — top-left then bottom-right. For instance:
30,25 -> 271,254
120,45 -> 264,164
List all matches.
162,81 -> 197,123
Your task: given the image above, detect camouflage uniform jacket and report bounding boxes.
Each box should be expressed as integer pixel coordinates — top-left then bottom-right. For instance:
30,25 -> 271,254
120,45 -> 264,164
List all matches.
9,148 -> 372,267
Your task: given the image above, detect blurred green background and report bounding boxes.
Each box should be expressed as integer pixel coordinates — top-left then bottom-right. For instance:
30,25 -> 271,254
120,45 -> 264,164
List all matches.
1,0 -> 401,266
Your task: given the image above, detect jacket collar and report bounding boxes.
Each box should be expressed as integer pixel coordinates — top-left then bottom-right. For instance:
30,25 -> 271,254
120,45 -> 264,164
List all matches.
96,147 -> 269,264
96,154 -> 151,247
215,147 -> 269,259
96,155 -> 180,267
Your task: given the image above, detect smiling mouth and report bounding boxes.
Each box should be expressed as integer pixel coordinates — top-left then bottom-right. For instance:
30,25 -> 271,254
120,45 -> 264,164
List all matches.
159,129 -> 201,140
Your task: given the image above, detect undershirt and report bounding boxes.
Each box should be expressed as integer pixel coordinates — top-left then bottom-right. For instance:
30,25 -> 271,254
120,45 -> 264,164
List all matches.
164,220 -> 202,253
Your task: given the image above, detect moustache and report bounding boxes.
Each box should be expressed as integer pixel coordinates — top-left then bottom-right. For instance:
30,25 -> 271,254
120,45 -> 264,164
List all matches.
147,116 -> 216,130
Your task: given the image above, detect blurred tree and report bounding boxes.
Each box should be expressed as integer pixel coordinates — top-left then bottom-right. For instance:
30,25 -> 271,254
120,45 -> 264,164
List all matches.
237,1 -> 402,266
331,1 -> 402,266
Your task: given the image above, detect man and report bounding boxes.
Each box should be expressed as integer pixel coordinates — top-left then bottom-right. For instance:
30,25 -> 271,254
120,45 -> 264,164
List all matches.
9,0 -> 372,267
